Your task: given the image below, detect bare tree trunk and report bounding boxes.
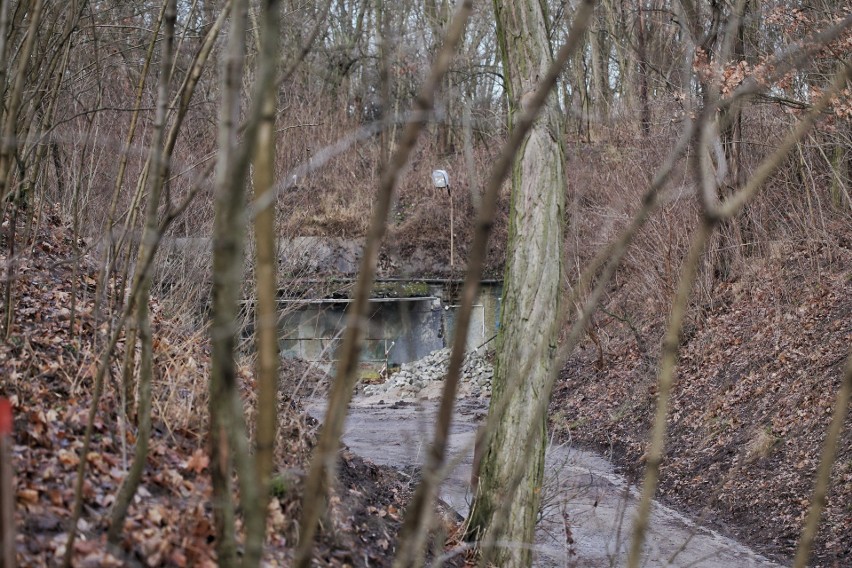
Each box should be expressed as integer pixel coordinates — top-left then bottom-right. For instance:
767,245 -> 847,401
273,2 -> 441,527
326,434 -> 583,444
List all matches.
717,0 -> 752,276
0,0 -> 44,203
106,0 -> 177,546
465,0 -> 565,566
589,9 -> 609,124
375,0 -> 391,174
0,0 -> 10,133
209,1 -> 249,563
393,5 -> 594,566
97,0 -> 167,345
426,0 -> 454,156
209,0 -> 284,563
248,0 -> 281,560
636,0 -> 651,137
1,0 -> 45,338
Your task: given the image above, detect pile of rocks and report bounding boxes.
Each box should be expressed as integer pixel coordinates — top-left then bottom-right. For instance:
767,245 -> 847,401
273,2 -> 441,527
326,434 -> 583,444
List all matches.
361,348 -> 493,401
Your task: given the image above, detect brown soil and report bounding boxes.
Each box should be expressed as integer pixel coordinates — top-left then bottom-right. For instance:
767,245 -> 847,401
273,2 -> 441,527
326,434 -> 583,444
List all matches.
312,448 -> 412,567
549,242 -> 852,567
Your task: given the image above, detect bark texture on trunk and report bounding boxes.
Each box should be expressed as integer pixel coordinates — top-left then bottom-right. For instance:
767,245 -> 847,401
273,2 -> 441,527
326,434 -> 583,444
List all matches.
466,1 -> 565,566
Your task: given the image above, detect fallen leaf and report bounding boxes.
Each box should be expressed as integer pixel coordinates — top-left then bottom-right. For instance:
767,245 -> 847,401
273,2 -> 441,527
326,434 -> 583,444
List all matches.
18,488 -> 39,504
184,448 -> 209,474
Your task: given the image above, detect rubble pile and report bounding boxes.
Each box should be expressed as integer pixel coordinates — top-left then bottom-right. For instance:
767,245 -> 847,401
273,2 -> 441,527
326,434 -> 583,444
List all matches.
362,348 -> 493,400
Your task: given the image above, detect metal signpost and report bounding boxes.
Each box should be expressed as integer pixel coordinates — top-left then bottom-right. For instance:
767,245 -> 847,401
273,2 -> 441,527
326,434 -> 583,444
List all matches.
431,169 -> 452,267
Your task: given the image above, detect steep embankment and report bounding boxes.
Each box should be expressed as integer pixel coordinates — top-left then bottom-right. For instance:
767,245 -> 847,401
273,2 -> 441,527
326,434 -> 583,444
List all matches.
550,243 -> 852,566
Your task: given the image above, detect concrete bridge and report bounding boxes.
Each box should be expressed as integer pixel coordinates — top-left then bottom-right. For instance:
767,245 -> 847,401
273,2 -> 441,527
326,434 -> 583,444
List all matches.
277,279 -> 502,371
139,236 -> 500,370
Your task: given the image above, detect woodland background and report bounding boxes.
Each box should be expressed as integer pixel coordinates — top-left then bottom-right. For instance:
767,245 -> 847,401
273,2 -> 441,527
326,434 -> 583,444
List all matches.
0,0 -> 850,566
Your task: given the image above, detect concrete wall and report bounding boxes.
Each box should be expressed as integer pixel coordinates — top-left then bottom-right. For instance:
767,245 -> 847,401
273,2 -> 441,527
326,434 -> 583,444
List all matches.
279,298 -> 444,366
279,283 -> 502,369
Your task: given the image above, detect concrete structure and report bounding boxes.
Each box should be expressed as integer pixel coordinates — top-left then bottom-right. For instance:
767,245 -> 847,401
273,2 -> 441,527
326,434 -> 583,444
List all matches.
278,281 -> 502,369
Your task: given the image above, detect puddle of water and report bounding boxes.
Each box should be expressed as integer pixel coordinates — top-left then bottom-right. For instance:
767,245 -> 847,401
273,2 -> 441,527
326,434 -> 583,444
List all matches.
307,398 -> 782,567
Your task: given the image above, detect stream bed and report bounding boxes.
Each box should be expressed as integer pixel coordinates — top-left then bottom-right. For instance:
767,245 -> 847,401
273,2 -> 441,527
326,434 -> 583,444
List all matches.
309,397 -> 782,567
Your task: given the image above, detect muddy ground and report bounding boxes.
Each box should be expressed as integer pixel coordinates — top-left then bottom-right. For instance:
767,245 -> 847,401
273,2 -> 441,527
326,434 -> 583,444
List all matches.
310,395 -> 781,567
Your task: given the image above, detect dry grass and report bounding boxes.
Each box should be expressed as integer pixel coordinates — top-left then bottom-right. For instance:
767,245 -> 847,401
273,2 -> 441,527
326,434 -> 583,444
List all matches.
61,81 -> 849,308
562,103 -> 850,333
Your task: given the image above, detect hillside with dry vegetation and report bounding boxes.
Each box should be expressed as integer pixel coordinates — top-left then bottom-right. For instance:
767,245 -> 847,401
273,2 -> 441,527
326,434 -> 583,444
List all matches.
542,109 -> 852,566
552,240 -> 851,566
1,212 -> 416,566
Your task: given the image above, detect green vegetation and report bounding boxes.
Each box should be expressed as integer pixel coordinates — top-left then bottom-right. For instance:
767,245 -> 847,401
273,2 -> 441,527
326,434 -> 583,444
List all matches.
371,281 -> 431,298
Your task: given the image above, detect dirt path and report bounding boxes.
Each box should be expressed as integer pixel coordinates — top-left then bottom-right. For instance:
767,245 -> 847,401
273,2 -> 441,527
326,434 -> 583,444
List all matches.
308,397 -> 782,567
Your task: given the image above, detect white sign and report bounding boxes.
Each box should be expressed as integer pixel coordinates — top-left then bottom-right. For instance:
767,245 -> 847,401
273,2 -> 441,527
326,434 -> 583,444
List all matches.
431,169 -> 449,188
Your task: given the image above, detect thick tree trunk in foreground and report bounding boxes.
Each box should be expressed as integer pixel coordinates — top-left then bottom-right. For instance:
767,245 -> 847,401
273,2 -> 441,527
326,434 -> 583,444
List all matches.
466,0 -> 565,566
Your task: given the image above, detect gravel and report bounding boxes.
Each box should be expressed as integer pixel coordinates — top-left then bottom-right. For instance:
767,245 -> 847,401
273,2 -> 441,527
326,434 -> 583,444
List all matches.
361,348 -> 493,401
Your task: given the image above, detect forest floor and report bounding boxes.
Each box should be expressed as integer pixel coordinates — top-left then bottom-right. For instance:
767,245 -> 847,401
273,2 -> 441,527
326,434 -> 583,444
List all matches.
550,236 -> 852,567
0,213 -> 420,567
